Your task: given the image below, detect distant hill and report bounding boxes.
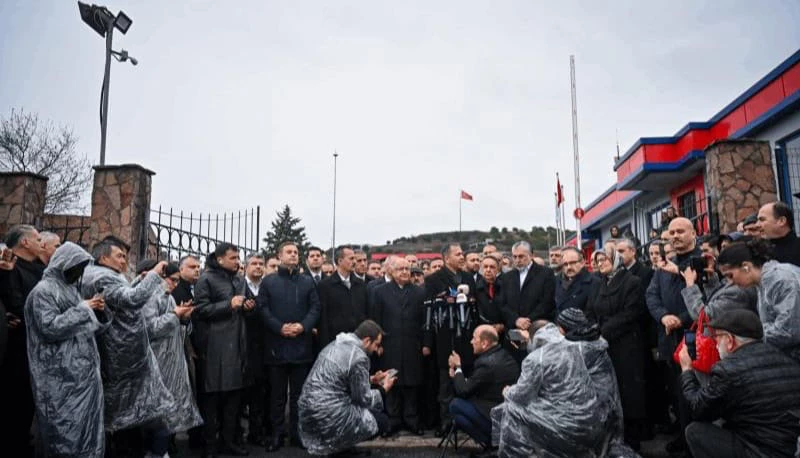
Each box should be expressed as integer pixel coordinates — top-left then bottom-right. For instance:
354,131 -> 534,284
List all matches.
360,226 -> 575,256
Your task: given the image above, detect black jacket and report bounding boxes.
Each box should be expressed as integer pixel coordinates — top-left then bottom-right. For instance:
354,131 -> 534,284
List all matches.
0,296 -> 6,365
171,279 -> 194,306
0,256 -> 44,381
317,273 -> 368,347
370,281 -> 431,386
770,231 -> 800,267
586,268 -> 647,419
627,261 -> 654,290
554,268 -> 600,313
681,341 -> 800,457
646,247 -> 701,359
257,266 -> 321,365
475,277 -> 504,326
452,345 -> 520,419
626,261 -> 657,347
499,263 -> 556,329
243,278 -> 266,380
193,263 -> 249,392
425,267 -> 477,369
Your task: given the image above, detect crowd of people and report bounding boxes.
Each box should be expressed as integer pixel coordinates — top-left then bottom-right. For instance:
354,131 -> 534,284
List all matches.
2,199 -> 800,458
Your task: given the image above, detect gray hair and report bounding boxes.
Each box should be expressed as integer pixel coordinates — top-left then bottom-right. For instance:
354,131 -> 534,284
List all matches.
560,246 -> 584,260
512,241 -> 532,253
616,238 -> 637,251
40,231 -> 60,244
548,245 -> 564,253
245,253 -> 265,265
179,254 -> 199,267
4,224 -> 37,248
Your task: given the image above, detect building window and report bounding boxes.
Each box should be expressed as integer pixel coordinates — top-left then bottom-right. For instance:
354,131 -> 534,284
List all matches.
678,191 -> 697,221
647,202 -> 671,233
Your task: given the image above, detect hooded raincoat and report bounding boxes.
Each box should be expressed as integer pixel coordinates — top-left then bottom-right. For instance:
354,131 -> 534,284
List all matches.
757,261 -> 800,362
143,287 -> 203,432
24,242 -> 109,457
491,324 -> 610,458
298,332 -> 383,455
82,263 -> 176,432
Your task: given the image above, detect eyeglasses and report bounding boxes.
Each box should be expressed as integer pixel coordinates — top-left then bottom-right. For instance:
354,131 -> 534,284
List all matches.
562,260 -> 583,267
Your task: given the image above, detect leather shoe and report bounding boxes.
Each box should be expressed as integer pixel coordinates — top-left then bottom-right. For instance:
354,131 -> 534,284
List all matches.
434,426 -> 448,438
290,437 -> 306,449
219,442 -> 249,456
265,436 -> 283,453
412,428 -> 425,436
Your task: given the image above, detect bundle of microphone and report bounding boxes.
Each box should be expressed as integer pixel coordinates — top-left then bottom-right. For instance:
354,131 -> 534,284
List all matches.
423,284 -> 476,337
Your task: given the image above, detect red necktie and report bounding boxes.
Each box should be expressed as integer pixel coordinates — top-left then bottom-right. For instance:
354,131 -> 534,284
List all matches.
488,283 -> 495,299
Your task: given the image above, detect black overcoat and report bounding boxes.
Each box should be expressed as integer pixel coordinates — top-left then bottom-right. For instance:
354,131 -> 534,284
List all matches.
586,268 -> 647,420
498,263 -> 556,329
317,273 -> 368,346
370,281 -> 431,386
424,267 -> 477,369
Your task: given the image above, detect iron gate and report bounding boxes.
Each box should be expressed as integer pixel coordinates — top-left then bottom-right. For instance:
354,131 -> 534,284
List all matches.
148,206 -> 260,264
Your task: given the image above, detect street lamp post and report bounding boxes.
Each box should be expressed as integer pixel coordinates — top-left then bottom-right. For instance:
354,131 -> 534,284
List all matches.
78,2 -> 136,166
331,151 -> 339,255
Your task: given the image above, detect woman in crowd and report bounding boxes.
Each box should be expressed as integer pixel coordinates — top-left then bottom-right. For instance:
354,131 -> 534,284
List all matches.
586,250 -> 648,450
717,238 -> 800,362
140,261 -> 204,457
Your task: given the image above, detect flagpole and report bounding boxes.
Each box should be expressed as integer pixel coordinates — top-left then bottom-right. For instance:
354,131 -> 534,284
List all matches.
554,192 -> 560,246
570,55 -> 583,249
459,191 -> 462,233
561,184 -> 566,245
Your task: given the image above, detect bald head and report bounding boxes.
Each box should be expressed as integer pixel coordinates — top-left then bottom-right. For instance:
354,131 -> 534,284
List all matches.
471,324 -> 499,355
668,217 -> 697,255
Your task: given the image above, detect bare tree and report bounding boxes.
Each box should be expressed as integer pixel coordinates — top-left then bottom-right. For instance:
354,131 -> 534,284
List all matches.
0,108 -> 92,213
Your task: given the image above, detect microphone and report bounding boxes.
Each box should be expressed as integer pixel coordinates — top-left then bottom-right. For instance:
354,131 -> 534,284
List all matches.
456,284 -> 469,329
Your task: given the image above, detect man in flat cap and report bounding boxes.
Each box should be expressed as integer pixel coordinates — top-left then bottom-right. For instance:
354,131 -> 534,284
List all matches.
678,310 -> 800,458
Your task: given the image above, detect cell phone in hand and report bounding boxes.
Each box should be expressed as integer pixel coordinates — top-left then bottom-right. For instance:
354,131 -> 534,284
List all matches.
508,329 -> 526,342
685,331 -> 697,360
386,369 -> 399,379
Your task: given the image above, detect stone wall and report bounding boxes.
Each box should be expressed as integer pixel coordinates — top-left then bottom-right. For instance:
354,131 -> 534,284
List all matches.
41,213 -> 92,247
0,172 -> 48,238
705,139 -> 778,233
89,164 -> 155,269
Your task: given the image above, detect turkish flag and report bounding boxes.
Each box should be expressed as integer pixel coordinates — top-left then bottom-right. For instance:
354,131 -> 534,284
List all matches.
556,178 -> 564,206
460,190 -> 473,201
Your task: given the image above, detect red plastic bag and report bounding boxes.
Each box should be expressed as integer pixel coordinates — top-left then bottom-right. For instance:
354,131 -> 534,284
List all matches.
673,308 -> 720,373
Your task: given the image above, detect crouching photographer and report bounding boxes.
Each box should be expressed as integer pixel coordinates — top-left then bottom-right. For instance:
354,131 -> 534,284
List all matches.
297,320 -> 396,457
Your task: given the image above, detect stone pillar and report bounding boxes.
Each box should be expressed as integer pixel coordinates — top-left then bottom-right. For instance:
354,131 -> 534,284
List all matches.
89,164 -> 155,270
0,172 -> 48,238
704,140 -> 778,234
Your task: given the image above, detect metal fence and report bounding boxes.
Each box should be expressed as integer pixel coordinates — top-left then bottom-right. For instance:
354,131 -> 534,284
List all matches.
776,147 -> 800,231
40,215 -> 92,249
149,206 -> 260,264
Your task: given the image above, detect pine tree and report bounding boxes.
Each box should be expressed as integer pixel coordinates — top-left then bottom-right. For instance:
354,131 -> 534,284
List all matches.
261,204 -> 311,259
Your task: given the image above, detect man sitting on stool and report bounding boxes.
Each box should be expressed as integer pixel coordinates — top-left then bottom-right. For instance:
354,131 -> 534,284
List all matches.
448,325 -> 520,453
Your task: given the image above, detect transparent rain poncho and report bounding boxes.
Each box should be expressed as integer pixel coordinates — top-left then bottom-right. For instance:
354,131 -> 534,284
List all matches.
573,337 -> 640,458
491,324 -> 612,458
24,242 -> 109,457
82,264 -> 176,432
142,288 -> 203,432
298,332 -> 383,455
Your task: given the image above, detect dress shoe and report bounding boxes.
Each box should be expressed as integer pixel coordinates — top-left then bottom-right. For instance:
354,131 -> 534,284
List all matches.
265,436 -> 283,453
434,426 -> 449,438
219,442 -> 249,456
665,437 -> 687,454
290,437 -> 306,449
411,427 -> 425,436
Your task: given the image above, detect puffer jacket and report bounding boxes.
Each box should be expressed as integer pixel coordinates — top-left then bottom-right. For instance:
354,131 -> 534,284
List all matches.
681,341 -> 800,457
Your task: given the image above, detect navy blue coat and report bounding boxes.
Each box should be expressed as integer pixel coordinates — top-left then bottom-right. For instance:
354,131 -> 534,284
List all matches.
554,268 -> 600,313
646,246 -> 702,360
257,266 -> 321,365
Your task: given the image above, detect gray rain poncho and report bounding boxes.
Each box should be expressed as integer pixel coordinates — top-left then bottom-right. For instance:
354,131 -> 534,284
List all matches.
298,332 -> 383,455
24,242 -> 108,457
491,324 -> 611,458
573,338 -> 640,458
757,261 -> 800,362
82,264 -> 176,432
142,288 -> 203,433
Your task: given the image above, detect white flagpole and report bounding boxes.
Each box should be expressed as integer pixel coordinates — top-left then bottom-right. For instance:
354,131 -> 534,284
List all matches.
570,55 -> 583,249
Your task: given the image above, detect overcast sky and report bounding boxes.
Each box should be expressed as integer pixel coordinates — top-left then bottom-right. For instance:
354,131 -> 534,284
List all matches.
2,1 -> 799,247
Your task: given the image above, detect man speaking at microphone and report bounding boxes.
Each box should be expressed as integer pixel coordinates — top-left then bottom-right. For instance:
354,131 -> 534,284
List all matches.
424,243 -> 477,436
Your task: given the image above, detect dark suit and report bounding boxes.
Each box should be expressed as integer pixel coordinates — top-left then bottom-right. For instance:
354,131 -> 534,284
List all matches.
474,277 -> 504,327
499,263 -> 556,329
370,281 -> 431,430
171,278 -> 202,444
554,268 -> 600,313
317,273 -> 368,347
424,267 -> 477,427
450,345 -> 520,447
241,278 -> 269,442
